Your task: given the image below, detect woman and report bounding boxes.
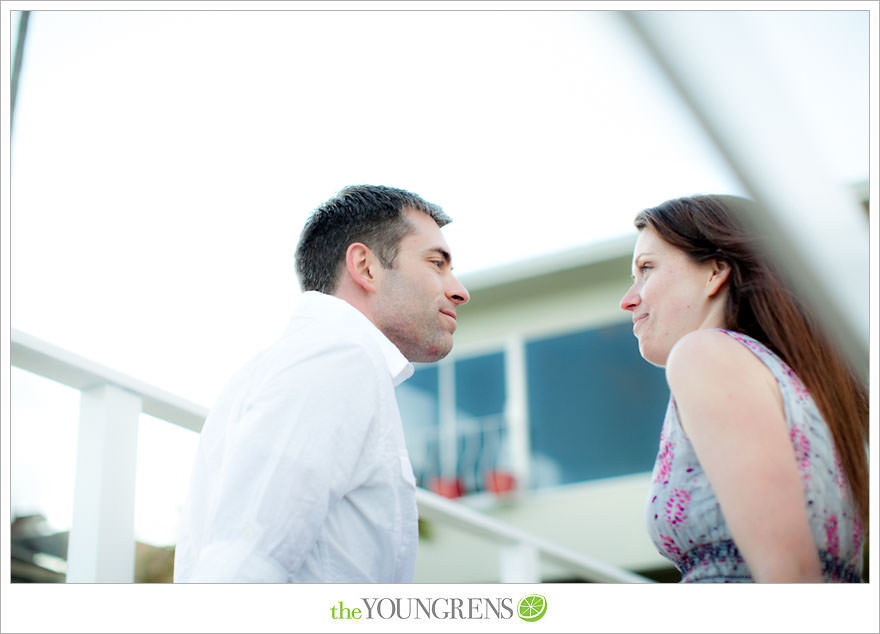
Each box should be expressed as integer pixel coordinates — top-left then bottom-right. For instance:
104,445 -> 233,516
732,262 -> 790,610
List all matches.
620,194 -> 867,582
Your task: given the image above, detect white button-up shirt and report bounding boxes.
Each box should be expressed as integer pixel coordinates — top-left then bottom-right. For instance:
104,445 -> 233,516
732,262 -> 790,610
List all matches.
174,291 -> 418,582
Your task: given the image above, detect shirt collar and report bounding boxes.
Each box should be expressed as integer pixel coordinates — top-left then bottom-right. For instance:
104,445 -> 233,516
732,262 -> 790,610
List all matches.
298,291 -> 415,387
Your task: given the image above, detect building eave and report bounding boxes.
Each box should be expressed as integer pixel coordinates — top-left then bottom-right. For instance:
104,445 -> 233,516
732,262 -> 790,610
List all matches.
458,233 -> 636,311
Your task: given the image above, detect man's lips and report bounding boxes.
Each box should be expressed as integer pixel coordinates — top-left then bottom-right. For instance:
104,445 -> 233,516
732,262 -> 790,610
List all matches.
633,313 -> 648,330
440,309 -> 457,321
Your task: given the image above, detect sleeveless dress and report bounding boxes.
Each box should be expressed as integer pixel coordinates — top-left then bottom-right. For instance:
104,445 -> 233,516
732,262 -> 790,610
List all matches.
645,329 -> 864,582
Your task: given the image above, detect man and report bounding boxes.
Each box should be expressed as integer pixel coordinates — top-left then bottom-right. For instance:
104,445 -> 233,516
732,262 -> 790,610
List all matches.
173,185 -> 469,582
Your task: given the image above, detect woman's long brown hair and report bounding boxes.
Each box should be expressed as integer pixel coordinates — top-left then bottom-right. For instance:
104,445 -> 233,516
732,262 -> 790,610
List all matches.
635,195 -> 869,527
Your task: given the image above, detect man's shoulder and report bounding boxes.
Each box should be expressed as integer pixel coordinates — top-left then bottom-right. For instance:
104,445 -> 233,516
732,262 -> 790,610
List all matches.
257,322 -> 385,384
284,313 -> 380,356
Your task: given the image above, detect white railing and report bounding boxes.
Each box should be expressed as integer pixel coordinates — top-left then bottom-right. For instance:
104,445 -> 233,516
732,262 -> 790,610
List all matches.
10,328 -> 651,584
414,489 -> 650,583
406,412 -> 510,496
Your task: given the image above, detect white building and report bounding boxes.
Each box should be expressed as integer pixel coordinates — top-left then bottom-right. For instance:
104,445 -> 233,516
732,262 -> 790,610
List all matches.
397,233 -> 677,582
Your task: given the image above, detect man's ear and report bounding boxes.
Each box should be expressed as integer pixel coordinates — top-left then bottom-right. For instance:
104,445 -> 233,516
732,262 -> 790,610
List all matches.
706,258 -> 731,298
344,242 -> 378,293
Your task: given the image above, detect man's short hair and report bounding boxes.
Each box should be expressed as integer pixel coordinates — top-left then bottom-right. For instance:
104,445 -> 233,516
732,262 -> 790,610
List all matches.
295,185 -> 451,293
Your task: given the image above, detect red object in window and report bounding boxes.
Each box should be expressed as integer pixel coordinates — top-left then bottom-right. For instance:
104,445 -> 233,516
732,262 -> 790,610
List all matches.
430,476 -> 465,499
485,469 -> 516,495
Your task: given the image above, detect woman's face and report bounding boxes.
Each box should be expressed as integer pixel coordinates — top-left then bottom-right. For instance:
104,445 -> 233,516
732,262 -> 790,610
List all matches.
619,226 -> 727,367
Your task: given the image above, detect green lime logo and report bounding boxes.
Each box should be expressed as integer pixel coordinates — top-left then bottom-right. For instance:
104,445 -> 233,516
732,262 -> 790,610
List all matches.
517,594 -> 547,622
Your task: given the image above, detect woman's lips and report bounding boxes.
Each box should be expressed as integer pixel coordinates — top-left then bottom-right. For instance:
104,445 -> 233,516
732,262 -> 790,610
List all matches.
633,313 -> 648,332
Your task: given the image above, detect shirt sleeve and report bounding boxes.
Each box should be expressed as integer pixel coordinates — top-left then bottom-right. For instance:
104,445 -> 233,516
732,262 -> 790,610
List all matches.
184,342 -> 382,582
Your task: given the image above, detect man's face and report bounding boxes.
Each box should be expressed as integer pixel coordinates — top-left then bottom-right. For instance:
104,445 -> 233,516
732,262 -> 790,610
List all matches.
372,209 -> 470,363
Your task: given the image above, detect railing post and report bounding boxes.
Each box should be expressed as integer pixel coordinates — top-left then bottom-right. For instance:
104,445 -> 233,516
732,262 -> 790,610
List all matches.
437,359 -> 457,480
504,337 -> 530,490
500,542 -> 540,583
66,383 -> 141,582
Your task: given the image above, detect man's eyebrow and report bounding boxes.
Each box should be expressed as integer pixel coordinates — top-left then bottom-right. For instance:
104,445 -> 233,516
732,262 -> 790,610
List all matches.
427,247 -> 452,266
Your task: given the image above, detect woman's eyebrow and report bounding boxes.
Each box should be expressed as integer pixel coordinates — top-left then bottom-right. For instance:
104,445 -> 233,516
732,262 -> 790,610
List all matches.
631,253 -> 654,277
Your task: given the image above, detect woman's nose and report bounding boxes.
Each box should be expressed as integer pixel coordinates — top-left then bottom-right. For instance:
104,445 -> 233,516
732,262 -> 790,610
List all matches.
619,284 -> 640,312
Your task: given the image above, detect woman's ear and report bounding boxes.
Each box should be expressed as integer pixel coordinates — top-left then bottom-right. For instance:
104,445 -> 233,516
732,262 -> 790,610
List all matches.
344,242 -> 378,293
706,258 -> 731,297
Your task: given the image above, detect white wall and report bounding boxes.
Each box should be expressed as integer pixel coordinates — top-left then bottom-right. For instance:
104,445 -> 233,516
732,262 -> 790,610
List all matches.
454,277 -> 633,355
413,250 -> 672,580
415,474 -> 669,582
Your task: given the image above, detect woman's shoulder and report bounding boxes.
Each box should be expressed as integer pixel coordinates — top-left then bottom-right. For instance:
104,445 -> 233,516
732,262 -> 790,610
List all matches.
666,329 -> 785,444
666,329 -> 773,392
667,328 -> 753,368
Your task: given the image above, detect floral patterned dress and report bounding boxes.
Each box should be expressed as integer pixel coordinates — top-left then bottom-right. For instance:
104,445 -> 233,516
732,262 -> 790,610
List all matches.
645,329 -> 864,582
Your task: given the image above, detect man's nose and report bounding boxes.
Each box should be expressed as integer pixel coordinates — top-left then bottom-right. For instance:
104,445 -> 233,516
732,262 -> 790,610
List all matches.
448,276 -> 470,305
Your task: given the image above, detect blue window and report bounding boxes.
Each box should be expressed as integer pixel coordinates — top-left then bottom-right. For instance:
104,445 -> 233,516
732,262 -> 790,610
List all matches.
403,364 -> 440,426
455,353 -> 505,418
525,322 -> 668,488
397,365 -> 439,486
453,352 -> 507,493
397,353 -> 508,495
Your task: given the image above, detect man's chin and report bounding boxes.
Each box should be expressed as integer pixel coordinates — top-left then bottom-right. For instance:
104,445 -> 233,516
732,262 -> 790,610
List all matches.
408,339 -> 453,364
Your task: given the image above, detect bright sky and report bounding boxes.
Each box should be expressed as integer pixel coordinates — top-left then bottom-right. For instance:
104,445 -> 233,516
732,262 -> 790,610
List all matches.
5,6 -> 870,551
